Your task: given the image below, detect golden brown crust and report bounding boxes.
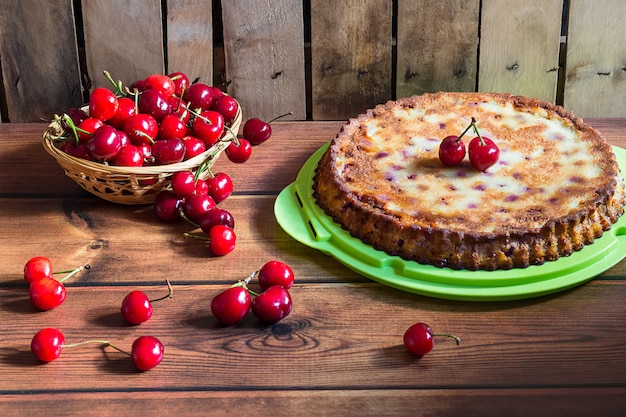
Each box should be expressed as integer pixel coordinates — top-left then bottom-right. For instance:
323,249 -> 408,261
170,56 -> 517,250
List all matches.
313,92 -> 625,270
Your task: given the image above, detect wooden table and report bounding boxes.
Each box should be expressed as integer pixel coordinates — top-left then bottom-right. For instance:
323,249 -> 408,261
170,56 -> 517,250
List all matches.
1,120 -> 626,416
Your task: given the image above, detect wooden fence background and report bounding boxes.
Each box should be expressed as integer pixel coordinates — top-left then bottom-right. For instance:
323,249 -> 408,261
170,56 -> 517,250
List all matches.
1,0 -> 625,124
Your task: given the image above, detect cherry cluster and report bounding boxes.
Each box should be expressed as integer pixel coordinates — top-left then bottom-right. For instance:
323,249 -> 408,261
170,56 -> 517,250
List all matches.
438,117 -> 500,171
211,260 -> 295,325
24,256 -> 168,371
51,71 -> 246,167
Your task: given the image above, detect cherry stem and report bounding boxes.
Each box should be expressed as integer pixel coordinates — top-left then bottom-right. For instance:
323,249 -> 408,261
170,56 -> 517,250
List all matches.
232,276 -> 259,296
470,117 -> 485,146
102,70 -> 125,97
149,279 -> 173,303
456,118 -> 475,143
63,339 -> 110,349
267,111 -> 293,124
58,264 -> 91,283
183,232 -> 209,241
433,333 -> 462,345
104,342 -> 131,357
179,209 -> 200,229
223,125 -> 239,146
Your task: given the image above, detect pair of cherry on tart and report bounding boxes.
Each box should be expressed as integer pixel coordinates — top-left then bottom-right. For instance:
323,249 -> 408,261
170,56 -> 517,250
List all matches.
313,92 -> 625,271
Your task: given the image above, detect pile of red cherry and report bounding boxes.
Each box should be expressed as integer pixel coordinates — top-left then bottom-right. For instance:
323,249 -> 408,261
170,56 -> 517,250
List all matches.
24,256 -> 297,370
438,117 -> 500,171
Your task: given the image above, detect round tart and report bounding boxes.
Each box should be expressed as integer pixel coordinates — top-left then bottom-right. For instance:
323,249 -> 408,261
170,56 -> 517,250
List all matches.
313,92 -> 625,270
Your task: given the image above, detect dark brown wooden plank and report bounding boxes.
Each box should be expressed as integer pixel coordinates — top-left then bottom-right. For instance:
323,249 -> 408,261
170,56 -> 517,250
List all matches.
1,281 -> 626,391
1,388 -> 625,417
0,0 -> 82,122
166,0 -> 214,84
82,0 -> 164,90
221,0 -> 306,121
396,0 -> 479,97
310,0 -> 393,120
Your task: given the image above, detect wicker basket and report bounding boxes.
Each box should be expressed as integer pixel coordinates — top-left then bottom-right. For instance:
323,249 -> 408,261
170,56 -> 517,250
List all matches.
42,102 -> 242,205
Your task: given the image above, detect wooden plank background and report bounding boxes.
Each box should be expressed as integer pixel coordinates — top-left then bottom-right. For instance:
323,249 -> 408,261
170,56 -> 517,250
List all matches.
0,0 -> 624,123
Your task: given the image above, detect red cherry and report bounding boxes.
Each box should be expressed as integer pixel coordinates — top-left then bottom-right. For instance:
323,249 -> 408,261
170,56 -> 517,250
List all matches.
29,276 -> 66,310
192,110 -> 225,147
211,95 -> 239,124
242,118 -> 271,145
124,113 -> 159,146
76,118 -> 104,144
242,112 -> 292,145
87,125 -> 123,161
131,336 -> 164,371
211,286 -> 251,325
181,135 -> 207,160
403,322 -> 461,356
143,73 -> 176,97
167,71 -> 190,97
158,114 -> 187,140
208,225 -> 236,256
110,144 -> 144,167
64,142 -> 93,160
199,208 -> 235,233
63,107 -> 89,127
206,172 -> 233,203
154,190 -> 184,222
152,138 -> 186,165
468,136 -> 500,171
108,97 -> 136,130
31,328 -> 65,362
138,89 -> 171,121
225,138 -> 252,163
171,170 -> 196,198
251,285 -> 292,323
184,82 -> 215,110
194,178 -> 209,196
258,260 -> 294,290
89,87 -> 119,121
121,281 -> 173,325
24,256 -> 53,284
183,194 -> 216,223
438,135 -> 466,166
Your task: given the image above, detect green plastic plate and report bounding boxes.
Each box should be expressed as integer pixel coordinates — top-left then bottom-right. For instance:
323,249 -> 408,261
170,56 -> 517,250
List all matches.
274,143 -> 626,301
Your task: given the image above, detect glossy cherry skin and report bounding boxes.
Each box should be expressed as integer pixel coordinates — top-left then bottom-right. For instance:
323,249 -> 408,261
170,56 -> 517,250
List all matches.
192,110 -> 225,146
87,125 -> 123,161
181,135 -> 207,160
194,178 -> 209,196
258,260 -> 294,290
184,82 -> 214,110
108,97 -> 136,130
210,286 -> 251,325
152,138 -> 186,165
89,87 -> 119,121
154,190 -> 184,222
167,71 -> 190,97
208,225 -> 236,256
29,277 -> 66,310
24,256 -> 53,284
438,135 -> 466,166
225,138 -> 252,163
199,208 -> 235,233
31,328 -> 65,362
251,285 -> 292,323
206,172 -> 233,203
403,322 -> 434,356
243,118 -> 271,145
171,170 -> 197,198
468,136 -> 499,171
121,290 -> 153,325
63,107 -> 89,127
110,144 -> 144,167
131,336 -> 164,371
183,194 -> 216,224
211,95 -> 239,124
143,73 -> 176,97
158,114 -> 187,140
139,89 -> 171,121
77,118 -> 104,144
64,142 -> 93,160
124,114 -> 159,146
